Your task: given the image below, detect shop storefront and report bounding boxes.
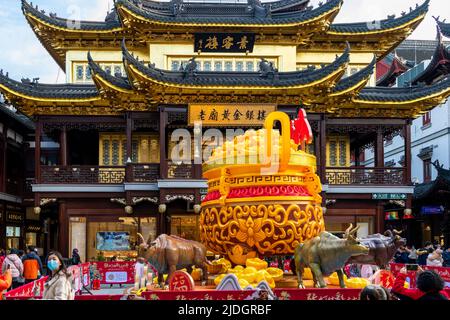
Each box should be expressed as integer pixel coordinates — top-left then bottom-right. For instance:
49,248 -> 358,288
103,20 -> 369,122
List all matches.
170,215 -> 200,241
4,204 -> 25,251
69,215 -> 158,263
24,207 -> 44,252
325,208 -> 375,238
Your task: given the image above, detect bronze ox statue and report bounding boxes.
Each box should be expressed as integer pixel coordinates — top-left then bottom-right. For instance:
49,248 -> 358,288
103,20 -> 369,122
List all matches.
346,229 -> 406,268
294,224 -> 369,288
137,233 -> 211,287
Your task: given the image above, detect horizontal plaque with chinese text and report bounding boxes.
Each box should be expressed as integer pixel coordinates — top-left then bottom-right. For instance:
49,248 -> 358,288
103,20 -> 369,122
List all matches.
194,33 -> 255,53
188,104 -> 276,126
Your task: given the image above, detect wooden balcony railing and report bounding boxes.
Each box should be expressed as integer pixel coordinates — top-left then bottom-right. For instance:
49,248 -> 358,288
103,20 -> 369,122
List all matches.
131,164 -> 160,183
325,167 -> 406,185
167,161 -> 194,179
40,162 -> 201,184
41,166 -> 126,184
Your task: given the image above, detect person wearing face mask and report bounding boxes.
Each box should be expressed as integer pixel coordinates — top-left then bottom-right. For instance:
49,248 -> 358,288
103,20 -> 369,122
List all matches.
42,251 -> 75,300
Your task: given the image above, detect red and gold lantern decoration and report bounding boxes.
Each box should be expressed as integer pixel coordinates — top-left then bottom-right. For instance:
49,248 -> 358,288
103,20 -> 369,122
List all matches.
200,111 -> 325,265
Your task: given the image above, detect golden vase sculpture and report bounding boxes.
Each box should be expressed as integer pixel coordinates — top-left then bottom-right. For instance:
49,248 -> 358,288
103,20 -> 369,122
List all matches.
200,111 -> 325,265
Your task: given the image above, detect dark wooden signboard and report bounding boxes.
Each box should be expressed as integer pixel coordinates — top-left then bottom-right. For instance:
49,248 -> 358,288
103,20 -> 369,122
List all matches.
194,33 -> 256,53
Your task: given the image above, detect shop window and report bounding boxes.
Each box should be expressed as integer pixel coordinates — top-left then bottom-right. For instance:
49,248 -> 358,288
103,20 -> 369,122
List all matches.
356,216 -> 374,238
170,215 -> 200,241
25,232 -> 37,247
6,226 -> 21,251
70,217 -> 87,263
140,217 -> 157,243
423,158 -> 432,182
87,218 -> 139,261
324,216 -> 355,237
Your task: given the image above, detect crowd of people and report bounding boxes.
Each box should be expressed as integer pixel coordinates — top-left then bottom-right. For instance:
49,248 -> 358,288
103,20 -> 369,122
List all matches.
1,242 -> 450,301
394,242 -> 450,267
0,246 -> 83,300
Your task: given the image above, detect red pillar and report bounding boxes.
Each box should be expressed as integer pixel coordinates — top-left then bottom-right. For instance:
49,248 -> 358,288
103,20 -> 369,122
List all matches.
376,202 -> 385,234
0,125 -> 6,193
375,127 -> 384,168
319,115 -> 327,183
126,112 -> 133,182
59,126 -> 67,166
58,200 -> 69,257
404,120 -> 412,185
159,108 -> 168,179
35,118 -> 41,184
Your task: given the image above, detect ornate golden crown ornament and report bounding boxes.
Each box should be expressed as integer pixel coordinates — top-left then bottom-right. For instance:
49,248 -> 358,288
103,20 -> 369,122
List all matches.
200,110 -> 325,265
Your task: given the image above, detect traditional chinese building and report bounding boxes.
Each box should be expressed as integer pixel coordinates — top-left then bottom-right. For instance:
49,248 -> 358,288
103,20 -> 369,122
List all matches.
1,0 -> 449,260
369,26 -> 450,246
0,100 -> 36,252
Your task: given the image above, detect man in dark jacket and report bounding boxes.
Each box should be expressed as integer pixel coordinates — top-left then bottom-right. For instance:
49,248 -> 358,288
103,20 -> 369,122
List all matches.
417,242 -> 434,266
21,246 -> 43,283
71,248 -> 82,265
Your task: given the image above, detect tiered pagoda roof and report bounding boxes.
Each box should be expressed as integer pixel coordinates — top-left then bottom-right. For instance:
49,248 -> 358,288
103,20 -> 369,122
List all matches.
411,26 -> 450,85
2,40 -> 450,119
414,161 -> 450,200
21,0 -> 429,70
376,54 -> 410,87
2,0 -> 449,119
436,17 -> 450,39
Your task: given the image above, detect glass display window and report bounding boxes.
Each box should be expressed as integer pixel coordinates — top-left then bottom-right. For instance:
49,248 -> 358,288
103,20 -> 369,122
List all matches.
170,215 -> 200,241
25,232 -> 37,247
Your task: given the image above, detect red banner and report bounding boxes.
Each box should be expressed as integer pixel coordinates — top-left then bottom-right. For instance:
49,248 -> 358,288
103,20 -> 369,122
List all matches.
142,288 -> 362,300
390,263 -> 450,286
95,261 -> 135,284
4,276 -> 48,299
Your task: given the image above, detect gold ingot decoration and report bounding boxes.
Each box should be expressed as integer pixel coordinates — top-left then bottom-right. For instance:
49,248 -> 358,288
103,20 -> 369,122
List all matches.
200,111 -> 325,264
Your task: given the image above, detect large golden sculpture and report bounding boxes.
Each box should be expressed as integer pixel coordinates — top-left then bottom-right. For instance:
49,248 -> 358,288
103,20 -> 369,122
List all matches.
200,111 -> 325,265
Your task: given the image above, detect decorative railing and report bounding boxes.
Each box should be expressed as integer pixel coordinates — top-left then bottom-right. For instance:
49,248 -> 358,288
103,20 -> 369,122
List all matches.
41,166 -> 126,184
167,161 -> 194,179
325,167 -> 406,185
131,164 -> 160,183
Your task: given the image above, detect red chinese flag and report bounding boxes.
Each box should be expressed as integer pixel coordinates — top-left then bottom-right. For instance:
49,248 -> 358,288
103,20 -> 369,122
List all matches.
291,109 -> 312,145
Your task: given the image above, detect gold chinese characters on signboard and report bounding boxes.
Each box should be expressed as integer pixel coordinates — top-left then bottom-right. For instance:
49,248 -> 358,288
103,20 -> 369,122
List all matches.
188,104 -> 276,126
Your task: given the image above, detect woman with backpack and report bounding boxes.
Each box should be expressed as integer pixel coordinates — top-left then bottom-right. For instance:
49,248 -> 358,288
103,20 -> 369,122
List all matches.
392,266 -> 449,300
1,249 -> 24,289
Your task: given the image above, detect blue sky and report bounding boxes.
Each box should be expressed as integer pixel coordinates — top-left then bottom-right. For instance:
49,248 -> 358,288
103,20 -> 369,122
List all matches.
0,0 -> 446,84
